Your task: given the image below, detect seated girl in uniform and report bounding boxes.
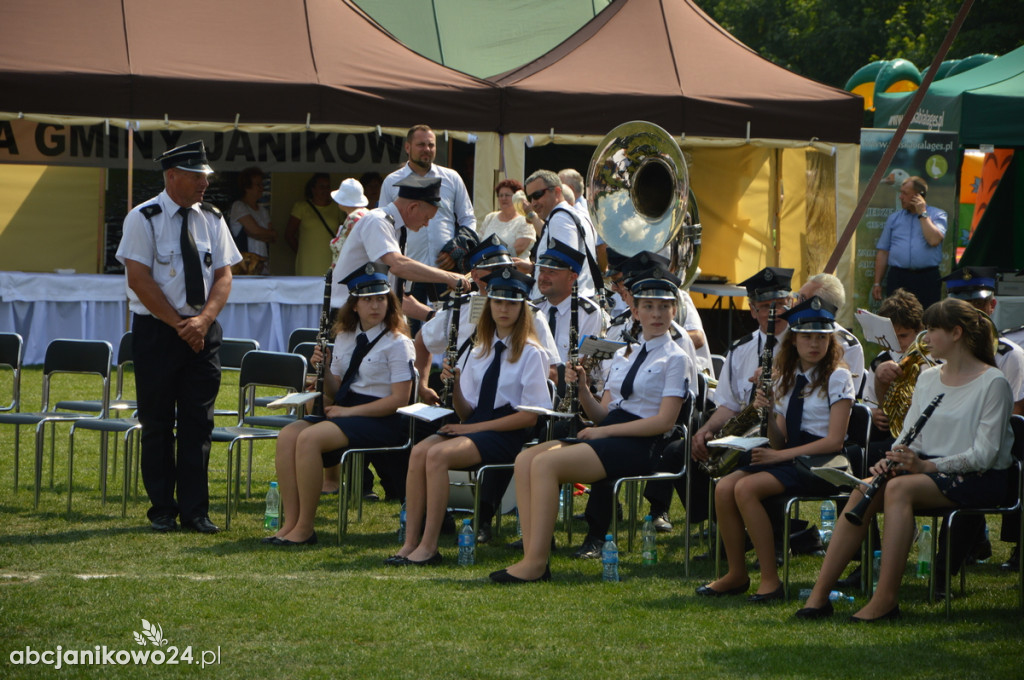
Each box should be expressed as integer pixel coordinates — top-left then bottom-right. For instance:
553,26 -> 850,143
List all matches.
696,296 -> 853,601
797,297 -> 1013,621
388,267 -> 550,566
266,262 -> 414,546
492,269 -> 689,583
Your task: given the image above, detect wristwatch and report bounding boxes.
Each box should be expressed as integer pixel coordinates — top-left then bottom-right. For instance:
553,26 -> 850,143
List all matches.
917,212 -> 927,219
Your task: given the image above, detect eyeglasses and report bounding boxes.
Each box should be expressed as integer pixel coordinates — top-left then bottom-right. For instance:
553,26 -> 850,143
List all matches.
526,187 -> 552,202
496,192 -> 514,199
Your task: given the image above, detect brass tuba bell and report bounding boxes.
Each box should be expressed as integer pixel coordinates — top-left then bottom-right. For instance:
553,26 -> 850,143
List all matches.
586,121 -> 701,288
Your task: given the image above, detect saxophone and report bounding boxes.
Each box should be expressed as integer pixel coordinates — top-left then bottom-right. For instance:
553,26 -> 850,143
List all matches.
879,330 -> 935,438
702,306 -> 777,476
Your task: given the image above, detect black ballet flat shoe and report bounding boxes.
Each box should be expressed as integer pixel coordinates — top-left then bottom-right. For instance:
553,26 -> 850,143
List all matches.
850,605 -> 901,623
276,531 -> 318,546
260,535 -> 283,544
405,551 -> 443,566
747,583 -> 785,603
695,579 -> 750,597
383,554 -> 409,566
795,601 -> 834,620
489,565 -> 551,584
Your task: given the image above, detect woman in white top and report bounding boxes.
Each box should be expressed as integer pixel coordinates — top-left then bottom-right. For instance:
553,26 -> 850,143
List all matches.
697,296 -> 854,602
479,179 -> 535,259
493,272 -> 689,583
228,167 -> 276,273
798,297 -> 1014,621
389,267 -> 550,566
266,263 -> 414,546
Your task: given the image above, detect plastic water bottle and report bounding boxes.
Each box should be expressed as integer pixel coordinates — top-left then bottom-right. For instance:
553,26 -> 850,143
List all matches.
602,534 -> 620,582
558,486 -> 567,518
398,502 -> 407,543
263,481 -> 280,530
798,588 -> 855,604
916,524 -> 932,578
819,500 -> 836,545
515,507 -> 522,537
872,549 -> 882,588
641,515 -> 657,566
458,519 -> 476,566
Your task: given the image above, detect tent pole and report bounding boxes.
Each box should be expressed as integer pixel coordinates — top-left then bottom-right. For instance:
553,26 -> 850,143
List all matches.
824,0 -> 975,274
124,126 -> 134,333
769,149 -> 782,267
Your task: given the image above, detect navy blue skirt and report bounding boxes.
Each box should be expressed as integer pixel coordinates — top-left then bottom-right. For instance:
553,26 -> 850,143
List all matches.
303,392 -> 405,467
457,404 -> 532,464
925,465 -> 1011,508
567,409 -> 659,480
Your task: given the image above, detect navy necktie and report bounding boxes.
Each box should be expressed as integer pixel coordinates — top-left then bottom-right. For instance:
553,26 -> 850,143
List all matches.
620,343 -> 648,400
336,333 -> 369,400
394,226 -> 408,302
785,373 -> 809,446
178,207 -> 204,307
548,307 -> 558,341
477,340 -> 506,417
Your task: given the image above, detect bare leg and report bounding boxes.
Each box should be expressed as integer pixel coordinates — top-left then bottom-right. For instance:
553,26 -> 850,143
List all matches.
279,422 -> 348,542
399,437 -> 439,558
805,483 -> 882,608
322,463 -> 340,493
703,471 -> 752,591
405,437 -> 482,562
734,472 -> 786,594
504,441 -> 562,573
274,421 -> 312,538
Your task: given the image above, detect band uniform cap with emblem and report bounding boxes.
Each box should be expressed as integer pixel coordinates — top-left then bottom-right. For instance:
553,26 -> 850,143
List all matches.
483,266 -> 534,301
331,178 -> 369,208
156,141 -> 213,174
395,175 -> 442,206
466,234 -> 514,270
605,248 -> 629,276
620,251 -> 671,287
630,265 -> 682,300
537,238 -> 584,274
341,262 -> 391,297
740,266 -> 794,302
780,295 -> 837,334
942,266 -> 997,301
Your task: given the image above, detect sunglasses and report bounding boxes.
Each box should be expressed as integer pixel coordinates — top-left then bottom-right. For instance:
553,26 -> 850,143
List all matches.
526,187 -> 552,202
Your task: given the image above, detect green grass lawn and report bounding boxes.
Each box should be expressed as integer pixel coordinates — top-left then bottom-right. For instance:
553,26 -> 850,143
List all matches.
1,367 -> 1022,679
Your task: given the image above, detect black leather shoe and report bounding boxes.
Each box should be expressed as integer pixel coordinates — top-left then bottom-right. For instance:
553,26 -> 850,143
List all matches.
476,522 -> 493,545
1002,545 -> 1020,571
695,579 -> 750,597
489,565 -> 551,584
652,512 -> 673,533
182,516 -> 219,534
836,565 -> 862,590
405,551 -> 442,566
747,583 -> 785,603
572,536 -> 605,560
384,554 -> 409,566
849,605 -> 900,623
260,535 -> 282,544
795,601 -> 834,620
277,531 -> 317,546
149,516 -> 177,533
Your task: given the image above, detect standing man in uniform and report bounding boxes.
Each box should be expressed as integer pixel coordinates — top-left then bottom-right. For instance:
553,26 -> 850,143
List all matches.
378,125 -> 476,309
116,141 -> 241,534
872,176 -> 947,309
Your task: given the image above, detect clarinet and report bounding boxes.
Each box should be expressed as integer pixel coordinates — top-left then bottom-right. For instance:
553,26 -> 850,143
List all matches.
311,267 -> 333,418
845,393 -> 944,526
758,306 -> 778,437
558,282 -> 581,437
438,294 -> 464,408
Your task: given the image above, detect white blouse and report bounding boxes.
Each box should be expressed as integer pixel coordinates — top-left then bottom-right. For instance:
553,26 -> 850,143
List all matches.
458,333 -> 550,413
605,332 -> 690,419
774,366 -> 854,440
329,323 -> 415,399
900,365 -> 1014,474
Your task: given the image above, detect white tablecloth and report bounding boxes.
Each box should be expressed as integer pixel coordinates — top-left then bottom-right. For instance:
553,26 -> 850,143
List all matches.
0,272 -> 323,365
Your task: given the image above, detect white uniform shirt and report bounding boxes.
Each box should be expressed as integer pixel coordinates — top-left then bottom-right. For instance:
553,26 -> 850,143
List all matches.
837,328 -> 865,395
534,294 -> 605,364
605,331 -> 690,418
420,294 -> 559,366
603,316 -> 697,389
713,328 -> 786,413
774,366 -> 854,440
379,163 -> 475,266
996,337 -> 1024,402
532,201 -> 599,298
329,323 -> 415,399
116,190 -> 241,316
458,335 -> 550,413
330,203 -> 404,308
680,290 -> 713,374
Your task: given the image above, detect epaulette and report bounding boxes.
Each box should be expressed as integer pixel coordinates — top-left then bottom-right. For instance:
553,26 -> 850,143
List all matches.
578,296 -> 598,314
998,338 -> 1013,356
532,296 -> 547,306
669,324 -> 682,340
837,327 -> 859,347
526,300 -> 540,312
610,309 -> 632,326
730,332 -> 755,351
200,202 -> 222,217
140,204 -> 162,220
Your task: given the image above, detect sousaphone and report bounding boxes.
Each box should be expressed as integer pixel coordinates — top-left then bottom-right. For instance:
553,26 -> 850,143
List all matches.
586,121 -> 701,287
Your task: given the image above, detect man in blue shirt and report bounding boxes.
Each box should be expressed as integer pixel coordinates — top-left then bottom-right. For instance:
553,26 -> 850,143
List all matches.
872,175 -> 947,308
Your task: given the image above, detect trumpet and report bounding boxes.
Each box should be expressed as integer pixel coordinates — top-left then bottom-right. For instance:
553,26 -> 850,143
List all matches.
845,393 -> 944,526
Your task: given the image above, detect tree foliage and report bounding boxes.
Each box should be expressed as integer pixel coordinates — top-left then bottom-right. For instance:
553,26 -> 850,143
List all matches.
699,0 -> 1024,88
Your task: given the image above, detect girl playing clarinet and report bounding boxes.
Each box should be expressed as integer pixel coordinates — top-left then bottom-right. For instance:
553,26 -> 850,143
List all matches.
266,263 -> 414,546
797,297 -> 1013,621
388,267 -> 550,566
492,269 -> 690,583
697,296 -> 854,602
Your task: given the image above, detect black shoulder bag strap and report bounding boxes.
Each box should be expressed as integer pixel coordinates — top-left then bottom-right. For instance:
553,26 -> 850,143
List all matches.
307,200 -> 336,238
549,206 -> 604,290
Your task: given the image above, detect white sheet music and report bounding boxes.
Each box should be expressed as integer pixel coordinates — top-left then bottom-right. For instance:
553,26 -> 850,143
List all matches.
267,392 -> 318,408
397,403 -> 455,422
707,435 -> 769,451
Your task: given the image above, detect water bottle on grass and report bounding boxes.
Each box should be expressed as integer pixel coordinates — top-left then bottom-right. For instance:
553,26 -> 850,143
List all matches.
916,524 -> 932,578
264,481 -> 280,530
602,534 -> 619,582
458,519 -> 476,566
819,500 -> 836,545
641,515 -> 657,566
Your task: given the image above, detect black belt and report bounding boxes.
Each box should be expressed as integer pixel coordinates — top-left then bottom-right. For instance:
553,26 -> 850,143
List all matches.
891,265 -> 939,273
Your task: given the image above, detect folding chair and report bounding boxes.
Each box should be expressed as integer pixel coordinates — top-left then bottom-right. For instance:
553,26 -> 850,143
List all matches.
288,328 -> 319,352
0,333 -> 23,415
214,338 -> 260,419
0,339 -> 111,508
